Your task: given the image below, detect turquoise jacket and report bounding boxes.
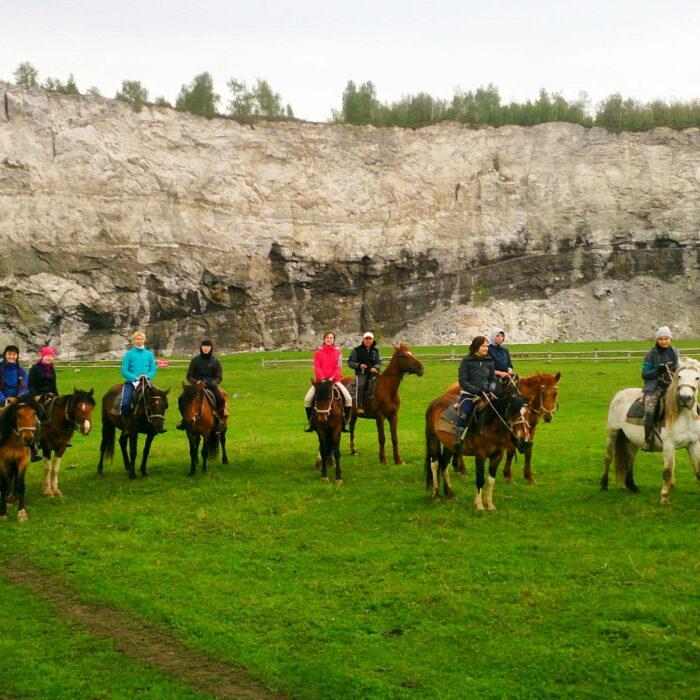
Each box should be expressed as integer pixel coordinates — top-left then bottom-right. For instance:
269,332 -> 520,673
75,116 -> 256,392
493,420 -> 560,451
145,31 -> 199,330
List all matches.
121,346 -> 157,382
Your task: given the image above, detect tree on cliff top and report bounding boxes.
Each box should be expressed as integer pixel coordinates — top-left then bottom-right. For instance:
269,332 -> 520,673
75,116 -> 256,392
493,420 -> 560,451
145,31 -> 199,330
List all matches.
43,73 -> 80,95
116,80 -> 149,112
13,62 -> 39,89
175,72 -> 219,118
227,77 -> 293,120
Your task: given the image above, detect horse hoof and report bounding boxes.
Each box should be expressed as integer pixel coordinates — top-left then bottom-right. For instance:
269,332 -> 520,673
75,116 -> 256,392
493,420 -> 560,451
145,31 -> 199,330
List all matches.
222,458 -> 229,465
445,489 -> 457,499
42,487 -> 54,497
660,496 -> 671,506
526,478 -> 537,486
96,472 -> 104,480
431,488 -> 440,500
17,509 -> 28,522
486,504 -> 497,512
504,477 -> 515,485
350,451 -> 359,456
395,460 -> 406,466
52,488 -> 63,497
321,477 -> 330,483
335,479 -> 343,486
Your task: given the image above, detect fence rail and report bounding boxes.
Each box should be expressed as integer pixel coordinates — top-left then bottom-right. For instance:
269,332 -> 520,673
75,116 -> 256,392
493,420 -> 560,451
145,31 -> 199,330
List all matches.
260,347 -> 700,370
59,359 -> 191,369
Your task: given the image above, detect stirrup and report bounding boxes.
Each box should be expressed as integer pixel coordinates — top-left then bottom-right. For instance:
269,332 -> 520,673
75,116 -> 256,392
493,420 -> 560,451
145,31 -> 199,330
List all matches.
641,440 -> 654,452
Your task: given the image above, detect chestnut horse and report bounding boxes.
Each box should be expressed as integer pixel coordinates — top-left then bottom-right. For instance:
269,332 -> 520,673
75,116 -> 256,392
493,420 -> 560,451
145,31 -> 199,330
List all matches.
310,379 -> 344,484
39,389 -> 96,497
425,382 -> 531,511
178,381 -> 228,476
341,343 -> 424,465
0,395 -> 40,522
97,379 -> 169,480
446,372 -> 561,484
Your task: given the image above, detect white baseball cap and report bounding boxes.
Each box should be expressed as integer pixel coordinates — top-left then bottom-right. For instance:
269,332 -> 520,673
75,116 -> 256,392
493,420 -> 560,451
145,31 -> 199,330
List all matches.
363,332 -> 374,340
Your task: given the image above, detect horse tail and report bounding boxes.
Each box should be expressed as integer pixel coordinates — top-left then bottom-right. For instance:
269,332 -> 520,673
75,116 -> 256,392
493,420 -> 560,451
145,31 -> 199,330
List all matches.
206,430 -> 219,460
425,404 -> 440,489
101,407 -> 115,462
614,429 -> 630,485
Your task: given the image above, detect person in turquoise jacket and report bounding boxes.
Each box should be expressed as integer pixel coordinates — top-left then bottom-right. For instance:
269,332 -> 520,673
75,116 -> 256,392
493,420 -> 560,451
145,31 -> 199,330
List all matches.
120,331 -> 157,417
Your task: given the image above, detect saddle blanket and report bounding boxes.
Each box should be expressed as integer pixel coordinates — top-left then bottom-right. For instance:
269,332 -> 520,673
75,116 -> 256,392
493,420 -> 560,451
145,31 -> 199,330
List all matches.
625,395 -> 664,427
437,404 -> 460,434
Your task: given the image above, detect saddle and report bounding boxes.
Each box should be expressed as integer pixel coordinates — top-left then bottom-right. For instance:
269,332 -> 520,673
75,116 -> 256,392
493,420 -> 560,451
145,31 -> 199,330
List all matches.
437,398 -> 489,435
625,395 -> 665,427
347,375 -> 377,405
38,394 -> 57,423
110,385 -> 143,416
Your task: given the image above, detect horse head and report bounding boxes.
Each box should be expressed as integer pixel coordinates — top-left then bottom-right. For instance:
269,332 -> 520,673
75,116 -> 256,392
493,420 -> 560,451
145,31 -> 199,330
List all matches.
179,383 -> 205,429
672,360 -> 700,410
140,383 -> 169,433
500,379 -> 532,451
520,372 -> 560,423
1,396 -> 39,447
68,387 -> 96,435
313,379 -> 335,424
393,343 -> 425,377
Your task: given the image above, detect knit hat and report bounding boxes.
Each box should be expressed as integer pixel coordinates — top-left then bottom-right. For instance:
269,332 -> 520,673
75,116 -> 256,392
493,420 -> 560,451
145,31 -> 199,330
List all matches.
3,344 -> 19,358
488,328 -> 505,345
39,346 -> 56,358
655,326 -> 672,339
363,332 -> 374,340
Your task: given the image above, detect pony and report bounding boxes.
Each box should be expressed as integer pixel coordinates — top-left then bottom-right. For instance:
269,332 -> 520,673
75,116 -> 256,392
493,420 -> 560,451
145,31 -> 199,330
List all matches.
0,395 -> 40,522
178,381 -> 228,476
425,381 -> 532,511
97,379 -> 170,480
310,379 -> 344,484
38,388 -> 95,497
601,358 -> 700,505
341,343 -> 424,465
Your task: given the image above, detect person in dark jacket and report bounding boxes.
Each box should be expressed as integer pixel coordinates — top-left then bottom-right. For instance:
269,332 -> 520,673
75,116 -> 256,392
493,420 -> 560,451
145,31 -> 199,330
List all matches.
28,346 -> 59,400
488,328 -> 514,379
0,344 -> 28,404
177,340 -> 228,429
453,335 -> 496,454
640,325 -> 679,451
347,332 -> 382,410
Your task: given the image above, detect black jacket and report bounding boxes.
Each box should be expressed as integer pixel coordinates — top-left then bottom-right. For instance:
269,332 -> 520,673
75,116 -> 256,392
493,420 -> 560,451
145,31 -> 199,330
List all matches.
186,353 -> 223,385
641,345 -> 679,394
458,354 -> 496,395
348,342 -> 382,375
28,362 -> 58,398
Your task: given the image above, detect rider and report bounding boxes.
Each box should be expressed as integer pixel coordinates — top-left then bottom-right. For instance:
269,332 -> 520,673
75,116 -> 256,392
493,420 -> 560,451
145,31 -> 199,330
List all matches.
28,346 -> 59,400
347,331 -> 382,412
120,331 -> 157,418
488,328 -> 514,380
453,335 -> 496,454
304,331 -> 353,432
641,325 -> 679,451
177,339 -> 228,430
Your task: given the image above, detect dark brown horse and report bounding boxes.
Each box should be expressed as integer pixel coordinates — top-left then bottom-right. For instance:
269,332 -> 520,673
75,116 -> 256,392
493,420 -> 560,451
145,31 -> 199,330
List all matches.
341,343 -> 424,465
97,380 -> 170,480
425,383 -> 531,511
310,380 -> 344,484
0,395 -> 40,522
502,372 -> 560,484
178,381 -> 228,476
38,389 -> 95,497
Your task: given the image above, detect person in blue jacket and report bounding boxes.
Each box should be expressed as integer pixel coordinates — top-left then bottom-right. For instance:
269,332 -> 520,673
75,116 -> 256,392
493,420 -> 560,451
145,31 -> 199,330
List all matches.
120,331 -> 157,417
0,344 -> 29,404
640,325 -> 679,451
488,328 -> 514,379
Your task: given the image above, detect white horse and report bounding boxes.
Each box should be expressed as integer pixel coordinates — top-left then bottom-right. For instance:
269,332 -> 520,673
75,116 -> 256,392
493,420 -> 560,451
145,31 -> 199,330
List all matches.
601,358 -> 700,504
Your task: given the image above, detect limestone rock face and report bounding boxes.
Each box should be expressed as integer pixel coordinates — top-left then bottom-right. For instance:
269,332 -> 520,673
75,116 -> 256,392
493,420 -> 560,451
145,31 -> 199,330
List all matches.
0,83 -> 698,357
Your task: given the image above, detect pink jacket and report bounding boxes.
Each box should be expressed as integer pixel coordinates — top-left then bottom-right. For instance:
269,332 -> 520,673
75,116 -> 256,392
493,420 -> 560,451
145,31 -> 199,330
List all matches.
313,344 -> 342,382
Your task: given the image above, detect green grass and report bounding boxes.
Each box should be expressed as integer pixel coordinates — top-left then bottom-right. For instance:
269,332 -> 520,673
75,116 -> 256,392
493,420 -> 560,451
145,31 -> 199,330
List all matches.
1,341 -> 699,698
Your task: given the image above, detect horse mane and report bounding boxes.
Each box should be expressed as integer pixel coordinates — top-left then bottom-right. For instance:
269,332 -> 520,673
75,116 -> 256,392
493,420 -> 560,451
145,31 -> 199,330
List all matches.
665,358 -> 700,427
67,388 -> 96,407
0,395 -> 39,445
394,342 -> 411,353
315,380 -> 332,403
181,384 -> 199,402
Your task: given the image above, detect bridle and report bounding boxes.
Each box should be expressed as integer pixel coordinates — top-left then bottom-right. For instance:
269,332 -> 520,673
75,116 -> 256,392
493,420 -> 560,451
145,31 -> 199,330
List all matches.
528,384 -> 560,420
481,392 -> 531,443
137,380 -> 166,424
314,384 -> 341,419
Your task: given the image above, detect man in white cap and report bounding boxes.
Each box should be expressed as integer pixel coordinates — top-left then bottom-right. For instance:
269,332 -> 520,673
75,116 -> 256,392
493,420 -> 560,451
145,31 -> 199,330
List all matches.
347,332 -> 382,410
640,325 -> 679,451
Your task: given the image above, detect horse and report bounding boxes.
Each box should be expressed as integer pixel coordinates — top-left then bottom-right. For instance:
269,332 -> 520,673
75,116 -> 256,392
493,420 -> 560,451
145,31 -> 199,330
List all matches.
425,381 -> 532,511
97,378 -> 170,480
601,358 -> 700,505
178,381 -> 228,476
38,388 -> 96,497
0,395 -> 40,522
310,379 -> 344,484
341,343 -> 424,465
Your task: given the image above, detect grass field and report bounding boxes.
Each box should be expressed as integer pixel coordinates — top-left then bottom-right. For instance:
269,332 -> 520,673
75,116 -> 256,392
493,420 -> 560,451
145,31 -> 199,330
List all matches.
1,340 -> 699,699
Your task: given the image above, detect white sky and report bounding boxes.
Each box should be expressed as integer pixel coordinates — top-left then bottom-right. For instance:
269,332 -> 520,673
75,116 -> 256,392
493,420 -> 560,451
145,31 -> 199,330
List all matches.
2,0 -> 698,121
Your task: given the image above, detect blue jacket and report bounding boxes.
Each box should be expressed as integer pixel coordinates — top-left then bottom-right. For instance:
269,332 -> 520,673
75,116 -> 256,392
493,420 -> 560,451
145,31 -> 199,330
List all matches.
458,354 -> 496,395
488,344 -> 513,373
0,360 -> 28,403
641,345 -> 679,394
121,346 -> 157,382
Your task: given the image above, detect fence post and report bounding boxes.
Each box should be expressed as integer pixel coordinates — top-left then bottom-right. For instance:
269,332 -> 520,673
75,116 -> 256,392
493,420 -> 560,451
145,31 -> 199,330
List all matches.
547,352 -> 551,363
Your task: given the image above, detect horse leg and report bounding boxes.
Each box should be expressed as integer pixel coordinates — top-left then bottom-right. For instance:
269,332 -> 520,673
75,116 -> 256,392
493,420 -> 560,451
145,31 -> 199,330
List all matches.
334,440 -> 342,485
187,431 -> 198,476
319,435 -> 329,482
349,414 -> 358,456
523,443 -> 536,485
687,442 -> 700,485
201,432 -> 209,474
601,429 -> 616,491
16,463 -> 28,522
0,473 -> 8,520
118,431 -> 131,475
503,445 -> 515,483
220,428 -> 229,465
660,447 -> 676,505
388,413 -> 404,465
50,453 -> 64,496
42,453 -> 54,496
375,416 -> 387,465
139,433 -> 155,477
440,448 -> 455,498
474,455 -> 486,511
484,453 -> 502,511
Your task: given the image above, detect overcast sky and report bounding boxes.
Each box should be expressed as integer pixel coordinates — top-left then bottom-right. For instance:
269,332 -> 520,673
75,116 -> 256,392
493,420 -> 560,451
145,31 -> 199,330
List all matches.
2,1 -> 698,121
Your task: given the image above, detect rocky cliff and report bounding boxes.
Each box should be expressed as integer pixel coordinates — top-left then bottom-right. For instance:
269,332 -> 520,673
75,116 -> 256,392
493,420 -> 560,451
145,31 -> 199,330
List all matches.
1,83 -> 698,357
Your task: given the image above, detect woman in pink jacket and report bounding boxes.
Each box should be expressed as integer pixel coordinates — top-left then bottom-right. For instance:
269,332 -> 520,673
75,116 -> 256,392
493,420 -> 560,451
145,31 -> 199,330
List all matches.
304,331 -> 353,432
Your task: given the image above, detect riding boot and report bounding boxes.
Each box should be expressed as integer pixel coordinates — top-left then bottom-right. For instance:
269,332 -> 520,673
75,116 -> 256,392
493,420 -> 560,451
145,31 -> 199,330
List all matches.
453,425 -> 464,454
642,393 -> 658,452
31,429 -> 42,462
473,410 -> 486,437
176,419 -> 186,430
304,406 -> 314,432
342,406 -> 351,432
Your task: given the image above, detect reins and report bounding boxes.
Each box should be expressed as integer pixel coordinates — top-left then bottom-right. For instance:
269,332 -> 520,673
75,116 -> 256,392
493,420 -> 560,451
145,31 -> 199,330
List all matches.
481,392 -> 530,442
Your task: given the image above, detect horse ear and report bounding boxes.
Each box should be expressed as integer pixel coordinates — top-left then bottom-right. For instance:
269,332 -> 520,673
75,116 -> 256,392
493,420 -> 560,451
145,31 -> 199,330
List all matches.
554,372 -> 561,382
164,388 -> 170,396
182,382 -> 188,390
88,388 -> 94,396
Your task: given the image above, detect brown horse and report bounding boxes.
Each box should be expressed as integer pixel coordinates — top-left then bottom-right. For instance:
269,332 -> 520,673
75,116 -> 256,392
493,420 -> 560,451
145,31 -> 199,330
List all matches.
341,343 -> 424,465
38,389 -> 95,497
502,372 -> 560,484
0,395 -> 40,522
178,381 -> 228,476
97,380 -> 170,480
425,382 -> 531,511
310,379 -> 344,484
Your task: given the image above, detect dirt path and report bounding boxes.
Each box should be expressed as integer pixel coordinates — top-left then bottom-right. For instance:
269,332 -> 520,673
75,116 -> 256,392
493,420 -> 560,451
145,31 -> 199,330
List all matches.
1,555 -> 285,700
